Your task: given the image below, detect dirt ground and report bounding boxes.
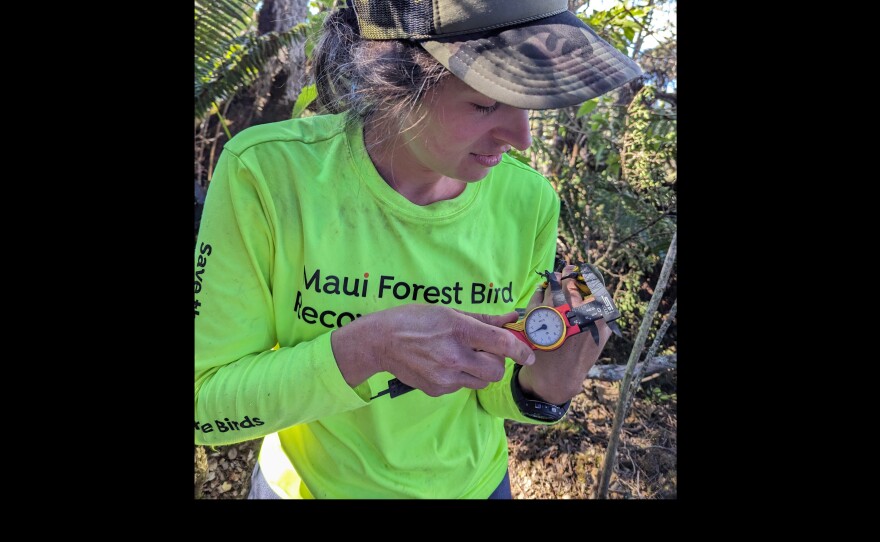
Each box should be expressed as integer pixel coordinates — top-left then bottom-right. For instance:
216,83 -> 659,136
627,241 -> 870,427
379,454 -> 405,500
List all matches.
194,370 -> 676,499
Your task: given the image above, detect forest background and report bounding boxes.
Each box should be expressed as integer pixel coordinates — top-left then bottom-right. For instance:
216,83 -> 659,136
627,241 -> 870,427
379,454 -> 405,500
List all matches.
194,0 -> 677,499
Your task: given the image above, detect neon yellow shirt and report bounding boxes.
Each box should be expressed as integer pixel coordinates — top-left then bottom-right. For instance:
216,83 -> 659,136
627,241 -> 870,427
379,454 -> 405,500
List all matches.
194,113 -> 563,498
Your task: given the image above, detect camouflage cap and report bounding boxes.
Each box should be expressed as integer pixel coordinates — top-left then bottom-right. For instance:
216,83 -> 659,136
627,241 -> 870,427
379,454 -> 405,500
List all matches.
350,0 -> 643,110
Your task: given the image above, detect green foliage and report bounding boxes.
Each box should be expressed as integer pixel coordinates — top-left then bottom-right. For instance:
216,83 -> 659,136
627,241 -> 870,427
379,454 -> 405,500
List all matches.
579,2 -> 655,55
622,85 -> 677,213
645,385 -> 676,404
194,1 -> 320,122
194,1 -> 256,73
577,99 -> 598,117
517,2 -> 676,363
195,0 -> 258,118
292,83 -> 318,118
195,25 -> 312,120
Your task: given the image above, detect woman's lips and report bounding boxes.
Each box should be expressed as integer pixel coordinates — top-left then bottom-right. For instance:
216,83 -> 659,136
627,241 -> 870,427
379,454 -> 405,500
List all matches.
471,153 -> 503,167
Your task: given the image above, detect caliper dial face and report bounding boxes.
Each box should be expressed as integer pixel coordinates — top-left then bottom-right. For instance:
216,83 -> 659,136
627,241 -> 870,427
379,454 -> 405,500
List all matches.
524,306 -> 567,350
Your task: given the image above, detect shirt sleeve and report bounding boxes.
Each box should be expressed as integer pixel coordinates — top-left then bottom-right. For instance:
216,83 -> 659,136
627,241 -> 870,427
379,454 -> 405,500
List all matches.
194,149 -> 369,446
476,185 -> 563,424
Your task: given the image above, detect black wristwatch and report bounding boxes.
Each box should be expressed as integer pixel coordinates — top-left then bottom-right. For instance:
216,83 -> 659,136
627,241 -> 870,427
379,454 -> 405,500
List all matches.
510,365 -> 570,422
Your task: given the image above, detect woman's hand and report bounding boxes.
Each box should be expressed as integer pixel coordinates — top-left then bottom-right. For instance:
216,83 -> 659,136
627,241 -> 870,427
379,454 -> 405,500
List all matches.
332,304 -> 535,397
517,264 -> 612,405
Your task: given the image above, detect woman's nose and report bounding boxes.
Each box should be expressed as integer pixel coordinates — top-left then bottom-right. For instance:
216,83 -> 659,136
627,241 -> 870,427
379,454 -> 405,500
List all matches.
494,106 -> 533,151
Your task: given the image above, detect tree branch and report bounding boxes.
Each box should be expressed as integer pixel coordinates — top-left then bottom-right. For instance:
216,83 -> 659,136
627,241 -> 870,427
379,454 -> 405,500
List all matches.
618,212 -> 674,246
654,90 -> 677,106
597,230 -> 676,499
586,354 -> 676,382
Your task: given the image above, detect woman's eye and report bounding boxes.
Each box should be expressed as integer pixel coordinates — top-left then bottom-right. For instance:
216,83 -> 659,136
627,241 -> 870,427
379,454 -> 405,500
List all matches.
472,102 -> 500,114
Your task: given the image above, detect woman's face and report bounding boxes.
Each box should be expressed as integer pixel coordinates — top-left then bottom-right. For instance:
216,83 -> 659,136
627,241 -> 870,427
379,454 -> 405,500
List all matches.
389,76 -> 534,184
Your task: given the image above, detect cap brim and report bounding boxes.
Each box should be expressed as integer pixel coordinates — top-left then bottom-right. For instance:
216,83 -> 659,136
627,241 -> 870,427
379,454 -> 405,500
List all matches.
420,11 -> 643,110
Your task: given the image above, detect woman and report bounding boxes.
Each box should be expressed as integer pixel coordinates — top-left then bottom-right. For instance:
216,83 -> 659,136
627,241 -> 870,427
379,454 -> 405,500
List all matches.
194,0 -> 642,499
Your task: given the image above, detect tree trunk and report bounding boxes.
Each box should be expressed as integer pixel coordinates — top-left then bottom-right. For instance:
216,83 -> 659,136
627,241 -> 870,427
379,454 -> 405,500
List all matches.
253,0 -> 310,124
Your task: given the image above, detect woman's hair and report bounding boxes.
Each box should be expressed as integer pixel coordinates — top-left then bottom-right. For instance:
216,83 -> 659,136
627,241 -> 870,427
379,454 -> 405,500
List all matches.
312,7 -> 450,134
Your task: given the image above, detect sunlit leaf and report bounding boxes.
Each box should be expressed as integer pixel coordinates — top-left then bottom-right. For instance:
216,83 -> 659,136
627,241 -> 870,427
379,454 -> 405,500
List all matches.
292,84 -> 318,118
577,99 -> 598,117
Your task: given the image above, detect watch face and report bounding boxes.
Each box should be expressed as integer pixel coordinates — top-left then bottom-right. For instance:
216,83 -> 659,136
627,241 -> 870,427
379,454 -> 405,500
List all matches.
524,306 -> 567,350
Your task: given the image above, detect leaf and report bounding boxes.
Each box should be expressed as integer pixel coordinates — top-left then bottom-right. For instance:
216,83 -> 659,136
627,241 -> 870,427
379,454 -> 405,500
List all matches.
624,27 -> 635,42
607,152 -> 620,167
608,162 -> 620,178
577,99 -> 598,117
292,84 -> 318,118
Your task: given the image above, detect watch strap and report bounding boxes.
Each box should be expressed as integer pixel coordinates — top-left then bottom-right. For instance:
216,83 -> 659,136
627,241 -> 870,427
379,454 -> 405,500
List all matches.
510,365 -> 570,422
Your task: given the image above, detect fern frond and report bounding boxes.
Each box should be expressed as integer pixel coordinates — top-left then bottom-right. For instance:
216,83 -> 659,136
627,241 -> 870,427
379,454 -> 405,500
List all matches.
194,1 -> 259,111
195,23 -> 312,121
